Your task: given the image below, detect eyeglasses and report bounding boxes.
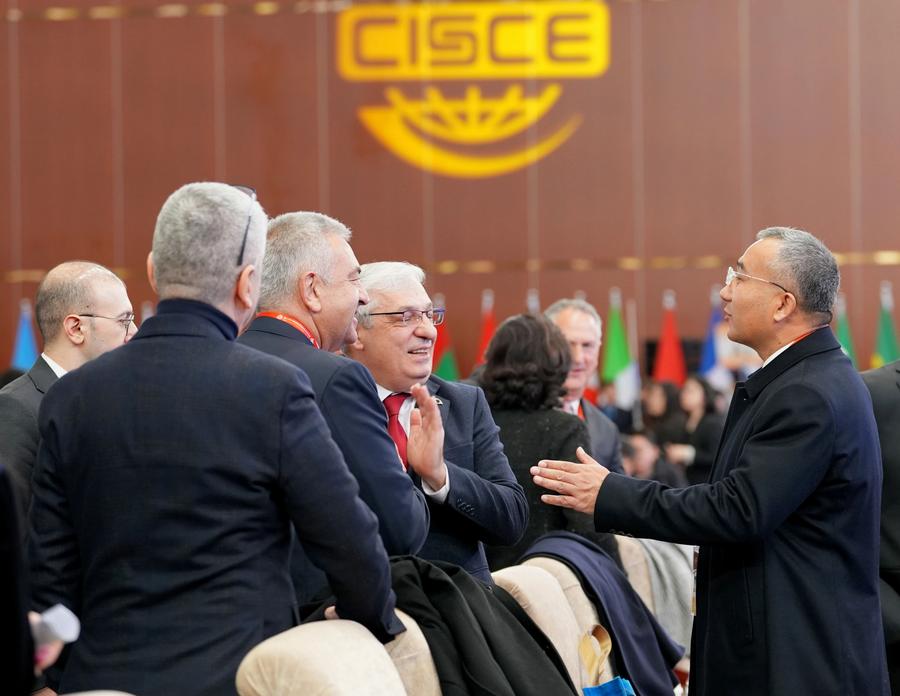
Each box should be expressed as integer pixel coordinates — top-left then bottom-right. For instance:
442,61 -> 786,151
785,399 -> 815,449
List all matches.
368,308 -> 445,326
724,266 -> 790,294
78,313 -> 137,341
232,184 -> 257,267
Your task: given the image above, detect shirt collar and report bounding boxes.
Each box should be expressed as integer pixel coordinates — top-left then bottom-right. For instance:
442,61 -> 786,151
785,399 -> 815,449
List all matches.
41,352 -> 67,378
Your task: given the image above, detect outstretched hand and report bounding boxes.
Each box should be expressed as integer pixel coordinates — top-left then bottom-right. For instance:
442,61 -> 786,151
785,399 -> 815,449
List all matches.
407,383 -> 447,490
530,447 -> 609,515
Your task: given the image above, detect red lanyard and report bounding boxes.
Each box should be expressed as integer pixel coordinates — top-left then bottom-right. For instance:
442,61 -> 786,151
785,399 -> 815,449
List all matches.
256,312 -> 320,349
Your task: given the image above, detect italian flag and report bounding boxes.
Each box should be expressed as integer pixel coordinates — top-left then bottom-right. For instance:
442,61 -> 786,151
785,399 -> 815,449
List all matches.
871,281 -> 899,369
432,293 -> 460,381
601,288 -> 640,410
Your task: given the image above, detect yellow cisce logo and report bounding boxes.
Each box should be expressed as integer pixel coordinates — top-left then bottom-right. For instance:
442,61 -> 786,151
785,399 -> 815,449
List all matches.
336,1 -> 610,179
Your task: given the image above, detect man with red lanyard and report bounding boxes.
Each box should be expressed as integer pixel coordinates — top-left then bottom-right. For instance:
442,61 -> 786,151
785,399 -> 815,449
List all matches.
239,211 -> 432,606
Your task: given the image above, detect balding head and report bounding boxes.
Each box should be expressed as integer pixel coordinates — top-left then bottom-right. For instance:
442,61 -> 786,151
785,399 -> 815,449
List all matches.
36,261 -> 134,370
36,262 -> 125,343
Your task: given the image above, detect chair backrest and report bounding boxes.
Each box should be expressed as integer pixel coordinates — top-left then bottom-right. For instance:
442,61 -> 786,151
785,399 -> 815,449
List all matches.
383,609 -> 442,696
491,564 -> 583,689
235,620 -> 407,696
615,536 -> 655,612
522,556 -> 615,687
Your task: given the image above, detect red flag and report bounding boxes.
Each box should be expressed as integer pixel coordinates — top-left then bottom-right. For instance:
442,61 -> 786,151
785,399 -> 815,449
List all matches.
431,293 -> 460,380
475,289 -> 496,366
652,290 -> 687,386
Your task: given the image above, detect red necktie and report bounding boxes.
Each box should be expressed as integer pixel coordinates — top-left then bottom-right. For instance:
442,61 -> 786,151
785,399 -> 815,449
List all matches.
383,393 -> 409,471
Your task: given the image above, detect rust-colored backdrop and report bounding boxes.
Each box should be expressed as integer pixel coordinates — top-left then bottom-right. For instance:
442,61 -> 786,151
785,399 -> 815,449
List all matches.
2,0 -> 898,373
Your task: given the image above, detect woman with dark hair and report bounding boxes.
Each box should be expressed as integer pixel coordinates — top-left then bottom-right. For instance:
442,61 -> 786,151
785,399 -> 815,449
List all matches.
481,314 -> 601,570
641,380 -> 687,447
665,374 -> 726,485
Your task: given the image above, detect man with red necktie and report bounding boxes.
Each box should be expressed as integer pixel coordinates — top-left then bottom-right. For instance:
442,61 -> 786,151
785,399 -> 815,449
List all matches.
345,261 -> 528,584
238,212 -> 432,605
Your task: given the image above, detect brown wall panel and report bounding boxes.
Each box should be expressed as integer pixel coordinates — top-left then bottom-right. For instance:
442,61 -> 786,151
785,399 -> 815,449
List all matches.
3,0 -> 900,373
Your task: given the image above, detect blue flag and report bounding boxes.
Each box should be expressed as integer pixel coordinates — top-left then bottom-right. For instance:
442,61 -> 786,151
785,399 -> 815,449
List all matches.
699,304 -> 722,375
11,299 -> 38,370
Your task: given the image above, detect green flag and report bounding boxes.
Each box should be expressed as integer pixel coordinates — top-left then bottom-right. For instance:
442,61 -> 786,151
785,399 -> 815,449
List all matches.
834,294 -> 856,367
871,281 -> 899,369
601,288 -> 639,409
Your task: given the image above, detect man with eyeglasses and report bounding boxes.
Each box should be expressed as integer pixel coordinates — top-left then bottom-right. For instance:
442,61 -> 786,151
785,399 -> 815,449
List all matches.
532,227 -> 888,695
345,261 -> 527,584
239,211 -> 431,606
0,261 -> 134,530
28,184 -> 402,696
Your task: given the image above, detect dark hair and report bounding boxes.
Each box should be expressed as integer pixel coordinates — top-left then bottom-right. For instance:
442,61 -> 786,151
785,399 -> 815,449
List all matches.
683,374 -> 718,415
481,314 -> 570,411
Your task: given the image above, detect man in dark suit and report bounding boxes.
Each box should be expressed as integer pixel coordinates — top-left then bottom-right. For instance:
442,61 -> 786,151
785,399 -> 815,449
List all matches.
345,261 -> 528,584
0,261 -> 135,526
238,211 -> 430,603
28,183 -> 402,696
545,298 -> 624,474
862,359 -> 900,692
533,228 -> 889,695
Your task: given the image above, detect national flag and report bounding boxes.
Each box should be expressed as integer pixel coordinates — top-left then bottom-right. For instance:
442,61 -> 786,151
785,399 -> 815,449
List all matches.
474,289 -> 496,366
526,288 -> 540,314
11,298 -> 39,370
871,281 -> 899,369
652,290 -> 687,386
601,288 -> 640,410
699,287 -> 723,375
834,293 -> 857,368
431,293 -> 460,381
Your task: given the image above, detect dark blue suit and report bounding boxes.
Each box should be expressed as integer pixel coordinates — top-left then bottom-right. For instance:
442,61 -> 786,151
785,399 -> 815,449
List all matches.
594,328 -> 888,695
415,375 -> 528,583
239,316 -> 430,600
28,300 -> 402,696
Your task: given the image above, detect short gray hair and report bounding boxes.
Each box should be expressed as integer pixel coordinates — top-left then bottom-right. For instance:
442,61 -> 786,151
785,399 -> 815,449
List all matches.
544,298 -> 603,341
356,261 -> 426,328
757,227 -> 839,319
151,182 -> 266,305
258,212 -> 352,310
35,261 -> 123,342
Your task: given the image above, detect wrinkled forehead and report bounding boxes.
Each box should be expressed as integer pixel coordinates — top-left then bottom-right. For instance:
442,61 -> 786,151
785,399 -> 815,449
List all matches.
368,281 -> 432,311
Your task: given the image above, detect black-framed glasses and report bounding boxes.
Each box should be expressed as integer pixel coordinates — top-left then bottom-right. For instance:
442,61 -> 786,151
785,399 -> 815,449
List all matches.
77,313 -> 137,341
232,184 -> 257,266
368,308 -> 445,326
724,266 -> 791,294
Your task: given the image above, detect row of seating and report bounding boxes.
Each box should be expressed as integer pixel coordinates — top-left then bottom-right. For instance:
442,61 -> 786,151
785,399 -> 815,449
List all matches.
235,537 -> 687,696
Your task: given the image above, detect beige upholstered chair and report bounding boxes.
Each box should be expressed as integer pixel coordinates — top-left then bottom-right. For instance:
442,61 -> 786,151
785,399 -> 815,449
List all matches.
616,535 -> 655,612
235,620 -> 407,696
491,564 -> 584,689
383,609 -> 441,696
522,556 -> 615,687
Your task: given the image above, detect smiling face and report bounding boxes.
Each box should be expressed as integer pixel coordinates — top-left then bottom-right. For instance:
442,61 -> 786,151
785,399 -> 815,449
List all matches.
352,280 -> 436,392
315,236 -> 369,351
719,238 -> 789,356
551,307 -> 601,401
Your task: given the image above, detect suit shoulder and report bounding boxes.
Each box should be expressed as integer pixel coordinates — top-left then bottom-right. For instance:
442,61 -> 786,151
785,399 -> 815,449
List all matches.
582,400 -> 618,432
430,375 -> 480,402
0,373 -> 38,404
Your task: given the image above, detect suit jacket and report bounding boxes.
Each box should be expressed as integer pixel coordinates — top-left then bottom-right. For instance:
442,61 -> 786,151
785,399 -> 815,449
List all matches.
594,328 -> 888,695
238,316 -> 430,601
581,399 -> 624,474
0,356 -> 57,526
861,360 -> 900,687
390,556 -> 577,695
28,299 -> 402,696
1,465 -> 34,696
414,375 -> 528,583
486,408 -> 611,571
